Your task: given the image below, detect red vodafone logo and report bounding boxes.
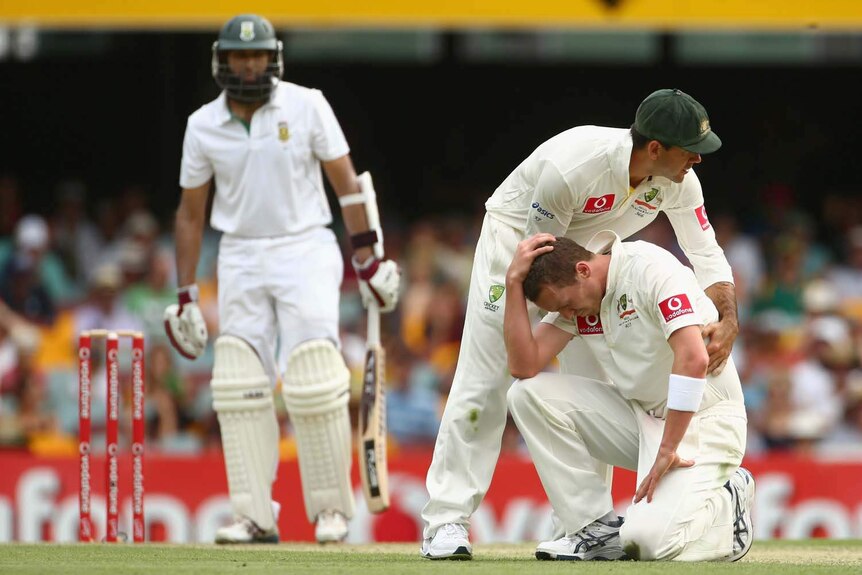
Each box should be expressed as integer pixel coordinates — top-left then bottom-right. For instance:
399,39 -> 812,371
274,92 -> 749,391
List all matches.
695,204 -> 711,230
659,294 -> 694,322
576,315 -> 604,335
583,194 -> 615,214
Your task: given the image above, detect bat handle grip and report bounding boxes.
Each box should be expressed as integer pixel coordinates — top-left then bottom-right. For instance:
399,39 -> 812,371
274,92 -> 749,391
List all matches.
367,301 -> 381,346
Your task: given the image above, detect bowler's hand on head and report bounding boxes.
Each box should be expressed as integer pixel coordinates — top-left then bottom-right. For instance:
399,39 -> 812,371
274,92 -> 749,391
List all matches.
506,233 -> 556,285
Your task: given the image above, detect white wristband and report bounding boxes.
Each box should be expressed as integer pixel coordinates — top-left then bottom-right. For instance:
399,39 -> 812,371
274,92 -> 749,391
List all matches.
338,193 -> 365,207
666,373 -> 707,412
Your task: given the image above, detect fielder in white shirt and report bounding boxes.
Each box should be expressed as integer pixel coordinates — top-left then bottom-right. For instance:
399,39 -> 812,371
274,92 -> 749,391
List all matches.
163,14 -> 400,544
502,230 -> 753,562
422,89 -> 738,559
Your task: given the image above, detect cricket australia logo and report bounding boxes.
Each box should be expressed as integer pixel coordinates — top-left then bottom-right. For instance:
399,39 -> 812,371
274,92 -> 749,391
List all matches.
240,21 -> 256,41
616,293 -> 639,327
632,187 -> 661,218
484,284 -> 504,312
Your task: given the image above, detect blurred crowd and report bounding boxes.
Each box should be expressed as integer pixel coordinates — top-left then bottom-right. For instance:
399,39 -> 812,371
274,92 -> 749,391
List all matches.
2,174 -> 862,460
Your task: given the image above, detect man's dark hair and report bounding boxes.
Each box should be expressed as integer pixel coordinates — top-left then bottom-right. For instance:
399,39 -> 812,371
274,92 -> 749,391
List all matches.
523,237 -> 595,302
630,124 -> 671,151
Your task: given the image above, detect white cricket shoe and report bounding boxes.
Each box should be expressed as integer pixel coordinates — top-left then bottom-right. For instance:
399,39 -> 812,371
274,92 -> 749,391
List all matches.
214,518 -> 279,544
536,518 -> 628,561
420,523 -> 473,560
724,467 -> 755,562
315,510 -> 349,543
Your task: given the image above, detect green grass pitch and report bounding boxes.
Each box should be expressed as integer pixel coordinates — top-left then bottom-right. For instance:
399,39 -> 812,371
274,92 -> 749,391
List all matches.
1,540 -> 860,574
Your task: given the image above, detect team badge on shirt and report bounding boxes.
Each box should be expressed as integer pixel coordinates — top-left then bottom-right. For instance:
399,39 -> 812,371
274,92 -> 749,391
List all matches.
617,293 -> 639,327
278,121 -> 290,142
576,315 -> 603,335
658,294 -> 694,322
695,205 -> 711,231
632,187 -> 662,218
583,194 -> 615,214
484,284 -> 504,312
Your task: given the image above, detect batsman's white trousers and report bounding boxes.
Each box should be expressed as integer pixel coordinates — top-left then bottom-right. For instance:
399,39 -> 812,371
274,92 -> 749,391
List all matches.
422,214 -> 608,537
217,228 -> 343,383
216,229 -> 344,525
508,372 -> 747,561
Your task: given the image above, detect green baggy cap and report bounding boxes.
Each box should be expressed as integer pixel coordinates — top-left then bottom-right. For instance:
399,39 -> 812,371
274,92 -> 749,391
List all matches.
634,89 -> 722,154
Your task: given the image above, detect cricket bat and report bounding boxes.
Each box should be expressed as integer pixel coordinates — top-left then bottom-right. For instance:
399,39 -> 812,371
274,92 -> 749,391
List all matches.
355,171 -> 390,512
358,300 -> 390,512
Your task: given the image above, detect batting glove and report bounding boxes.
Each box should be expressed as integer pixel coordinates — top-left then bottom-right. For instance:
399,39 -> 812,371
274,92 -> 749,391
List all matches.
353,256 -> 401,313
164,284 -> 208,359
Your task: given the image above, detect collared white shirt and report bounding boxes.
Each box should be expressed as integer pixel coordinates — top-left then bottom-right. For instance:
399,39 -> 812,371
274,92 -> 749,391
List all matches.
542,231 -> 724,414
180,82 -> 350,237
485,126 -> 732,289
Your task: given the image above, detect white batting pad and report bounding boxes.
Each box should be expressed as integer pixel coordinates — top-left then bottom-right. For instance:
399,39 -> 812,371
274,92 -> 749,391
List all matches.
211,335 -> 279,531
282,339 -> 355,522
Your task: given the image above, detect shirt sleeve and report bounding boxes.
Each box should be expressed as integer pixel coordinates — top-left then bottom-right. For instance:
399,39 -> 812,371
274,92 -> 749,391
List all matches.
179,121 -> 213,189
309,90 -> 350,162
647,271 -> 708,341
525,161 -> 574,238
540,311 -> 579,336
663,171 -> 734,289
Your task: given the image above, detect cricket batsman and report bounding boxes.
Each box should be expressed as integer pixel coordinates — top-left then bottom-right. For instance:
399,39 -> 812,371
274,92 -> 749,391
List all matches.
164,14 -> 399,544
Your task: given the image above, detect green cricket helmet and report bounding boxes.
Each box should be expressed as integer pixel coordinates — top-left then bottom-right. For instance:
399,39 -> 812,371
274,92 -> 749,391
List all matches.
211,14 -> 284,102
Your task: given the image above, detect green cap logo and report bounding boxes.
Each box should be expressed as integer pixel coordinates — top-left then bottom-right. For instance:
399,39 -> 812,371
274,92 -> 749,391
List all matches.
489,285 -> 505,303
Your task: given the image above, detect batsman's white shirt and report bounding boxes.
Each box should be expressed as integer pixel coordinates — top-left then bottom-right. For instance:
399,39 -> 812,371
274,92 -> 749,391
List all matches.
179,81 -> 349,380
180,81 -> 349,237
423,126 -> 735,538
542,231 -> 743,415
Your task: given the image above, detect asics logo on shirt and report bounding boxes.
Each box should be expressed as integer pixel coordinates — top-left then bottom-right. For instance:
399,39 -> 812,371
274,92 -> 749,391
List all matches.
531,202 -> 555,220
